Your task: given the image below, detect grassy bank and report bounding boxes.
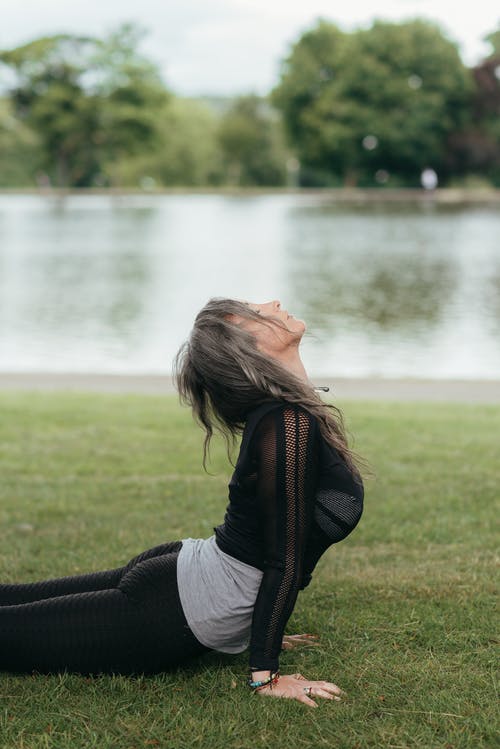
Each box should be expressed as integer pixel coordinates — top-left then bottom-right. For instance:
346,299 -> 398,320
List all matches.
0,392 -> 497,749
1,187 -> 500,204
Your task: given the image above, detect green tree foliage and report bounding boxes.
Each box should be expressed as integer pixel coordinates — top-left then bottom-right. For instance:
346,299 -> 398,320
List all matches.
0,34 -> 98,186
0,24 -> 169,187
445,26 -> 500,185
111,97 -> 222,187
0,97 -> 43,186
271,21 -> 347,186
485,28 -> 500,55
0,20 -> 497,189
272,19 -> 473,186
86,24 -> 169,185
478,29 -> 500,141
216,95 -> 287,186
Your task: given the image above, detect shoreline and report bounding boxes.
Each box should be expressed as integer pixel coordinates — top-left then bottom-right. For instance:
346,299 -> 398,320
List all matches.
1,187 -> 500,204
1,372 -> 499,402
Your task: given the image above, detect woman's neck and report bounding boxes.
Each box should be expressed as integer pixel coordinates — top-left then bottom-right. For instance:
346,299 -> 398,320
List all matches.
274,346 -> 309,385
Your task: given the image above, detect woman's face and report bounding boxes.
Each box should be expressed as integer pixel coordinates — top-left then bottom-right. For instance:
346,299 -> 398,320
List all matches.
232,300 -> 306,357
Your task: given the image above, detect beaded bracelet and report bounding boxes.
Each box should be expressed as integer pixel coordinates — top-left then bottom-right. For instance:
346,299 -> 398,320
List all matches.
247,670 -> 280,691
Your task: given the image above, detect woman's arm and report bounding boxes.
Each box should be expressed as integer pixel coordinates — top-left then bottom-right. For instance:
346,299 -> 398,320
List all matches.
248,404 -> 318,672
247,405 -> 344,705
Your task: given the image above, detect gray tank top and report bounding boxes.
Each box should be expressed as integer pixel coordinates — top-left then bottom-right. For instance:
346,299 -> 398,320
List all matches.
176,535 -> 263,653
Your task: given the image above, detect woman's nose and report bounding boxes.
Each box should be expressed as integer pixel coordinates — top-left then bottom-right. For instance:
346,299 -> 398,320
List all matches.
272,300 -> 281,310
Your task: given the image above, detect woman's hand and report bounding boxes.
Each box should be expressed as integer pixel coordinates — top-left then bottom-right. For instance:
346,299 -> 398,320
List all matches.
281,633 -> 320,651
256,673 -> 344,708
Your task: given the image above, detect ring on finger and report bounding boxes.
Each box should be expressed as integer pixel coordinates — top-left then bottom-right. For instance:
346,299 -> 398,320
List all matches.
303,686 -> 312,696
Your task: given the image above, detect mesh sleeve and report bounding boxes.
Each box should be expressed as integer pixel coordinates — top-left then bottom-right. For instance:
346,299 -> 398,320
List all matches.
248,404 -> 318,672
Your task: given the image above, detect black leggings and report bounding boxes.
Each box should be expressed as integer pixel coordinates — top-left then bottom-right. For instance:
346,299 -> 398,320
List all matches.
0,541 -> 210,675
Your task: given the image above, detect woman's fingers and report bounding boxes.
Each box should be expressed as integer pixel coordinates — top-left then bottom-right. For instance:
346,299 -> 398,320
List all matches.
289,633 -> 319,642
296,686 -> 336,707
296,681 -> 344,705
317,680 -> 345,696
298,694 -> 318,708
299,681 -> 345,702
282,634 -> 320,650
310,687 -> 335,700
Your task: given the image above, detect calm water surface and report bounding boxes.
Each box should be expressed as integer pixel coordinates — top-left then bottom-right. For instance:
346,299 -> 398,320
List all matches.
0,193 -> 499,379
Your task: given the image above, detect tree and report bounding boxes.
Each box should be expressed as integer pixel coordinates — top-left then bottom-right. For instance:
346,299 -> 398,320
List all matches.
216,95 -> 287,186
485,28 -> 500,55
444,26 -> 500,184
271,21 -> 347,186
0,97 -> 43,186
88,24 -> 169,186
0,34 -> 98,186
0,24 -> 169,187
110,97 -> 223,187
272,19 -> 472,186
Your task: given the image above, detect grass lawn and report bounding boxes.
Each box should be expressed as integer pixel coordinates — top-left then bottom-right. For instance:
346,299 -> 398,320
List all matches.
0,391 -> 497,749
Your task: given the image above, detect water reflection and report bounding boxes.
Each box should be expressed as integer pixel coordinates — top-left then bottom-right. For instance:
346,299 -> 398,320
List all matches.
483,266 -> 500,336
0,196 -> 165,366
1,194 -> 499,378
22,250 -> 150,343
285,203 -> 460,340
288,245 -> 457,337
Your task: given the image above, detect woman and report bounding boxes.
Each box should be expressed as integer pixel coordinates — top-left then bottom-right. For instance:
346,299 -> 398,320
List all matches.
0,298 -> 364,708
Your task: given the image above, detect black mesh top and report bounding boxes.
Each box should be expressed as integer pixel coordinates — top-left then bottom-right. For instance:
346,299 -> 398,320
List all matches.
214,400 -> 364,671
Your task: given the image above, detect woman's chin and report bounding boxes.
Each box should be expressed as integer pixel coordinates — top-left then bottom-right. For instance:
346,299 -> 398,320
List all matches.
288,317 -> 306,337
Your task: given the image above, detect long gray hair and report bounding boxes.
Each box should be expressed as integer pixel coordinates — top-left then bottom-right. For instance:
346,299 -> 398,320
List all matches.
174,297 -> 364,476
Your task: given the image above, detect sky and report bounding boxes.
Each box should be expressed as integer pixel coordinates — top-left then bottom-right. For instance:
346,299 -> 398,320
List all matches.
0,0 -> 498,96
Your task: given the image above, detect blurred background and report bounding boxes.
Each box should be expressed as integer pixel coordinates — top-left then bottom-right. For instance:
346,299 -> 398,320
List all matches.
0,1 -> 499,379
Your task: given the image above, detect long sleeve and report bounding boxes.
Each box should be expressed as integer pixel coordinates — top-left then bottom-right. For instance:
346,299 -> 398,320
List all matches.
248,404 -> 319,672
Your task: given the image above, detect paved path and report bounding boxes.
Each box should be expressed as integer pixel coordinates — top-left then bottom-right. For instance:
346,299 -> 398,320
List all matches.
1,372 -> 499,403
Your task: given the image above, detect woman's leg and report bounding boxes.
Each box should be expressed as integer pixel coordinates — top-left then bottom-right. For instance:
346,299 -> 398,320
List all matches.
0,541 -> 182,605
0,547 -> 209,675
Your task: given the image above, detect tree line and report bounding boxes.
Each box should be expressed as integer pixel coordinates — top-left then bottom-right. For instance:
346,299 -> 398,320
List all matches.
0,20 -> 499,189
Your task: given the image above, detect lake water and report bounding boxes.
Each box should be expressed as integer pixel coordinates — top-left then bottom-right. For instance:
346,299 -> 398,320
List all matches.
1,193 -> 499,379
